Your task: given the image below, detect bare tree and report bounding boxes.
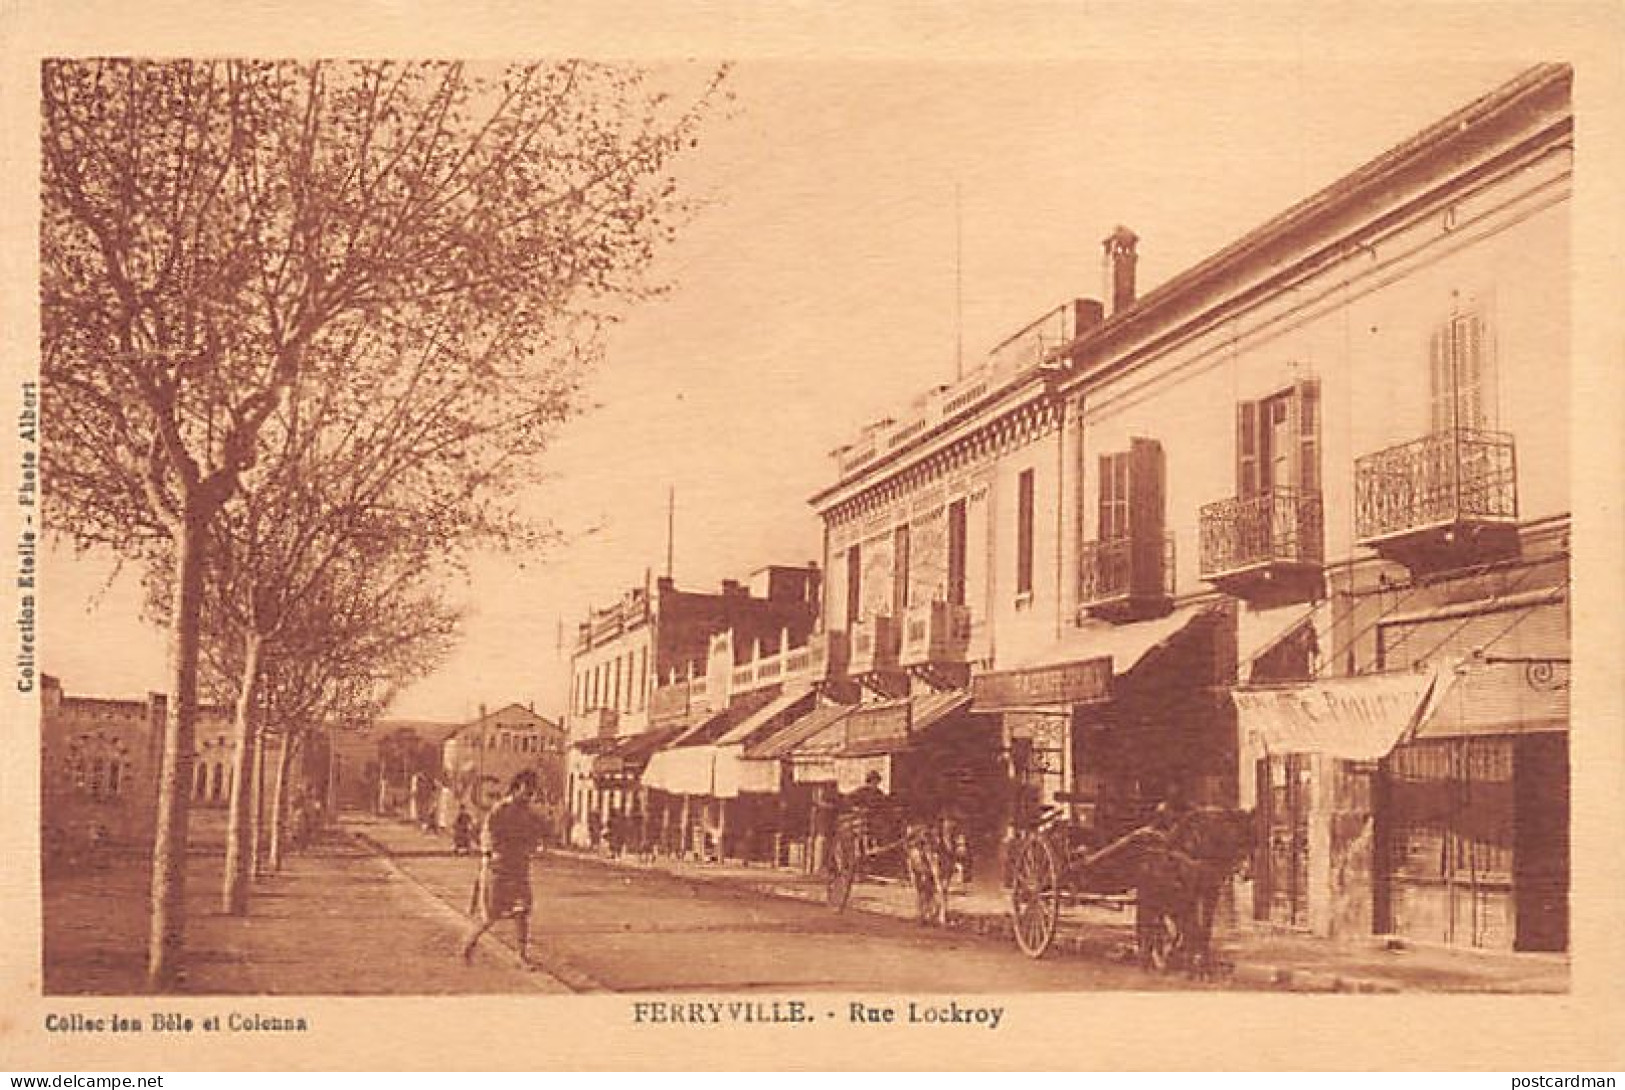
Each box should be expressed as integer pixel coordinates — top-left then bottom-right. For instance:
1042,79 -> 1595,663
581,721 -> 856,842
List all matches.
42,58 -> 724,989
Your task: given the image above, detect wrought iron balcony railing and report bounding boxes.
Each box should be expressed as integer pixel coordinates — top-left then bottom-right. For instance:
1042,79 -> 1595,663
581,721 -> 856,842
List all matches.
1354,428 -> 1518,544
1199,488 -> 1324,581
1078,532 -> 1176,611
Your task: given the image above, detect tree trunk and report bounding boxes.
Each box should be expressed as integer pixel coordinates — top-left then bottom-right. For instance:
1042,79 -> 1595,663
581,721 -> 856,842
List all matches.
249,721 -> 267,878
267,730 -> 296,873
147,514 -> 207,992
221,632 -> 263,915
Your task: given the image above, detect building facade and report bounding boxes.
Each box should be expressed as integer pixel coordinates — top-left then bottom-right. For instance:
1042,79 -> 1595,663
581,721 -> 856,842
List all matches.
806,63 -> 1570,951
440,703 -> 567,832
565,566 -> 820,846
41,674 -> 238,853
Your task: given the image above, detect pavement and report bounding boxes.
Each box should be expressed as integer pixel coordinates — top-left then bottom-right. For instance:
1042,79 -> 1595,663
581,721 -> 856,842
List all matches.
42,820 -> 571,995
369,818 -> 1569,995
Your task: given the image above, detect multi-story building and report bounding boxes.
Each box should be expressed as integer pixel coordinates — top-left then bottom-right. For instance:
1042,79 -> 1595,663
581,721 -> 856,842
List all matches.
810,63 -> 1571,952
565,565 -> 820,846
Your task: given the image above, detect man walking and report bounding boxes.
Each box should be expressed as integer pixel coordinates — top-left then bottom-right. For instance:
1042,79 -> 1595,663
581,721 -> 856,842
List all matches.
462,771 -> 547,967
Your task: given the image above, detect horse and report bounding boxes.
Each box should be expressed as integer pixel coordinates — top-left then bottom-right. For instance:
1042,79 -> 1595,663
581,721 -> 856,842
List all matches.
1135,808 -> 1255,975
904,813 -> 966,928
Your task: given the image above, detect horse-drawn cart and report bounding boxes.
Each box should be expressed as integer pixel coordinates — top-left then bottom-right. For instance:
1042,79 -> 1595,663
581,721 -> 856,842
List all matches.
827,804 -> 961,926
1008,803 -> 1254,970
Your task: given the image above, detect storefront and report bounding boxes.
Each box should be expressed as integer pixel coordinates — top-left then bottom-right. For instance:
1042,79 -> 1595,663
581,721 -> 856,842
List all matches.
1233,669 -> 1446,938
828,691 -> 1003,888
639,687 -> 797,863
973,602 -> 1236,842
1380,659 -> 1569,952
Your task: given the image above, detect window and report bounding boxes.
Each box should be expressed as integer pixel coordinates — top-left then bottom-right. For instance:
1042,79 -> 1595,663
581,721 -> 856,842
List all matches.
1094,438 -> 1167,596
947,499 -> 968,606
1236,379 -> 1321,497
637,647 -> 647,711
1016,468 -> 1036,596
845,544 -> 862,626
1099,452 -> 1131,541
1430,310 -> 1492,432
893,524 -> 911,615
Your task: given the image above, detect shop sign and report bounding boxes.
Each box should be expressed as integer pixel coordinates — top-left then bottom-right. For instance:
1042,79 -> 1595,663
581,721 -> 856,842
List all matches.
973,657 -> 1112,710
845,703 -> 911,750
792,758 -> 836,784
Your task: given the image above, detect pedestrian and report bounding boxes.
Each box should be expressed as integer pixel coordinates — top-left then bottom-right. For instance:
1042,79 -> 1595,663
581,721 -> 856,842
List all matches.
452,807 -> 476,855
462,770 -> 548,968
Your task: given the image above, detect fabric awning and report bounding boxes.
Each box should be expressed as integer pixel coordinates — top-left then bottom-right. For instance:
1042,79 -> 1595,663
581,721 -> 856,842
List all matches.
1234,669 -> 1448,761
972,603 -> 1212,711
1410,660 -> 1568,740
642,745 -> 716,796
712,745 -> 782,798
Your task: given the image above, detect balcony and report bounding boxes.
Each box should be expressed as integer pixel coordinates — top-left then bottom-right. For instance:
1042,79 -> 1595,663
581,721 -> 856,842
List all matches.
1200,488 -> 1324,601
808,630 -> 849,679
1355,428 -> 1519,572
900,601 -> 972,669
847,615 -> 902,676
1078,533 -> 1175,623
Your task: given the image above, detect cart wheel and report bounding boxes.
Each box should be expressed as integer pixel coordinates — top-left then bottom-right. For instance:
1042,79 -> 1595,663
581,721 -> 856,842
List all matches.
827,831 -> 857,911
1010,834 -> 1061,958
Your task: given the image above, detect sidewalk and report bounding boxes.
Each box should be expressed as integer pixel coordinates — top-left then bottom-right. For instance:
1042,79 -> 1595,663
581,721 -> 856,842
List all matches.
392,821 -> 1565,995
43,823 -> 570,995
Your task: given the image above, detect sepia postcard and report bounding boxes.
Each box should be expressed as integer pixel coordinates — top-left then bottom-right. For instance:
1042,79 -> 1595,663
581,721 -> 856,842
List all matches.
2,0 -> 1623,1074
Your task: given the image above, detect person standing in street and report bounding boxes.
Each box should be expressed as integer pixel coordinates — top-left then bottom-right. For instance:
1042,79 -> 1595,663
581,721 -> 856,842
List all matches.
461,770 -> 547,967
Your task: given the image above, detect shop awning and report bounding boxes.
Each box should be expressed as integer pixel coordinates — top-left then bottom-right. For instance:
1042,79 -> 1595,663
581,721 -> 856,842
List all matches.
642,744 -> 717,796
590,727 -> 683,779
972,603 -> 1212,711
1237,603 -> 1321,683
708,691 -> 823,799
842,690 -> 972,757
666,686 -> 783,748
781,703 -> 857,785
711,689 -> 815,748
745,701 -> 855,760
1234,669 -> 1448,761
1409,660 -> 1568,740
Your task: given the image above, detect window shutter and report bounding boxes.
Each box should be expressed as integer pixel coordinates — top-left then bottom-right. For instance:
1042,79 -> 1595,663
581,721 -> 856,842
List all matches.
1296,378 -> 1321,494
1236,400 -> 1261,498
1456,313 -> 1486,431
1429,325 -> 1450,433
1098,453 -> 1126,541
1129,438 -> 1166,597
893,524 -> 910,616
947,500 -> 967,606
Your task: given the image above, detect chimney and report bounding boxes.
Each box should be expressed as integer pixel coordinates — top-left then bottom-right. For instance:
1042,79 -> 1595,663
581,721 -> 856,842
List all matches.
1102,225 -> 1138,318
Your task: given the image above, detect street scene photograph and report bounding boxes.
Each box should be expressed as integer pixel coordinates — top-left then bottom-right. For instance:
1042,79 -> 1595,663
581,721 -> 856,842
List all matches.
33,53 -> 1573,1002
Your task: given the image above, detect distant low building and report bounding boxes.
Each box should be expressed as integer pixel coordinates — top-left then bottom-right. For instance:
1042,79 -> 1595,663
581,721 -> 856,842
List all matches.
441,703 -> 567,833
40,674 -> 235,852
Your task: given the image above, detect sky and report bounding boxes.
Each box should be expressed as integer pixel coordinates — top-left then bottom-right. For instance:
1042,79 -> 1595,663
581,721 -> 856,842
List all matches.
40,55 -> 1534,722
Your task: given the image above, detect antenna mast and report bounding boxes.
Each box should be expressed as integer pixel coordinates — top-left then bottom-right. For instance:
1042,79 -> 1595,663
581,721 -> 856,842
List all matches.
955,181 -> 964,380
665,485 -> 675,581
